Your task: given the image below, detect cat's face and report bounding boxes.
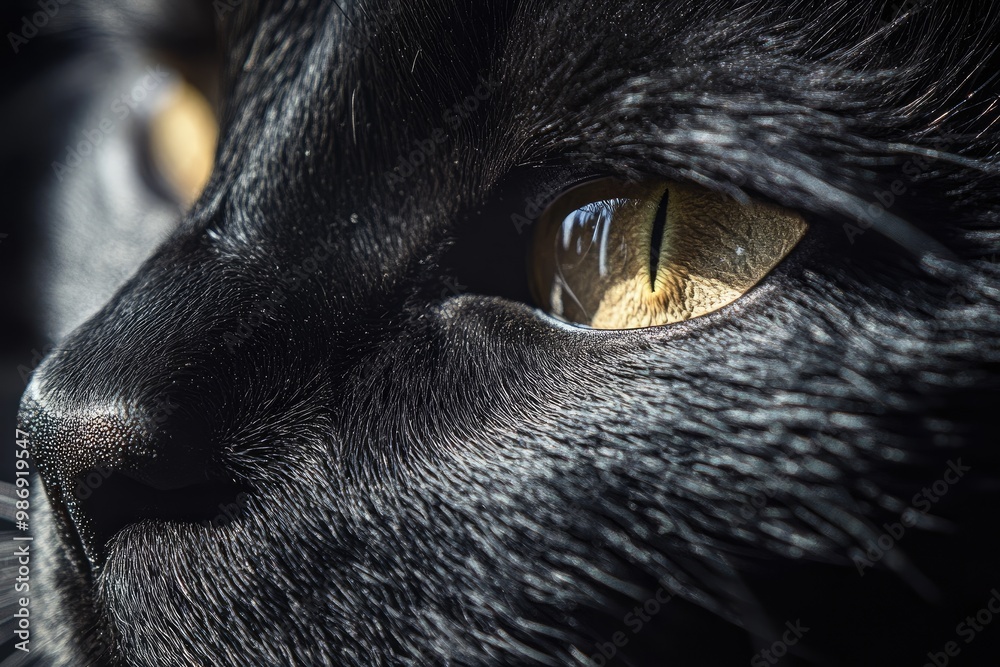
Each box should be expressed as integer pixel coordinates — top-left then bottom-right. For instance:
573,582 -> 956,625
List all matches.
15,1 -> 1000,665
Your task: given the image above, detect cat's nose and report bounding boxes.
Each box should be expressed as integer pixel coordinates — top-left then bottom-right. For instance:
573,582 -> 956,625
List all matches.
19,361 -> 243,570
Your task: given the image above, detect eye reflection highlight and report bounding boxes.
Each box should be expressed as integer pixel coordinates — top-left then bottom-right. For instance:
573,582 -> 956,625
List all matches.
556,199 -> 629,279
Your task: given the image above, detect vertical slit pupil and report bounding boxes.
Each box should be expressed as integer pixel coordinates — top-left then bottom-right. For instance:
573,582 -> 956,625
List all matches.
649,187 -> 670,290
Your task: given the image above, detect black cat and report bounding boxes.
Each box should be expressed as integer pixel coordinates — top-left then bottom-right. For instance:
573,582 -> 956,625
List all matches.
5,0 -> 1000,665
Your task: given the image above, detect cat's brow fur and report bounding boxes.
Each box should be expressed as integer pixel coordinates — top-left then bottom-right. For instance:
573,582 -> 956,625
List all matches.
8,0 -> 1000,665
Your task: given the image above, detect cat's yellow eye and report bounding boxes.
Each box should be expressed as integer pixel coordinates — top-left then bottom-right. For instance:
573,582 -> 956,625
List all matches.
149,79 -> 218,208
529,178 -> 807,329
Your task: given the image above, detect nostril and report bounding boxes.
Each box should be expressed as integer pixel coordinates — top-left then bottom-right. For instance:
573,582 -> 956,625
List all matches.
20,385 -> 244,571
74,468 -> 246,565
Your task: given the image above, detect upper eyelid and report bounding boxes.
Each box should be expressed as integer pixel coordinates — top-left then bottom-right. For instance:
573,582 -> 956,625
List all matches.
540,166 -> 777,213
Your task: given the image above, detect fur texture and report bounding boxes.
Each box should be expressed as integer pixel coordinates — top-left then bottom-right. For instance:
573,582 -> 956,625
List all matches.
5,0 -> 1000,665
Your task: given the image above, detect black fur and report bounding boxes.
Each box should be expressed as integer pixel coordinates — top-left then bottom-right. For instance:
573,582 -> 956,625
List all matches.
5,0 -> 1000,665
